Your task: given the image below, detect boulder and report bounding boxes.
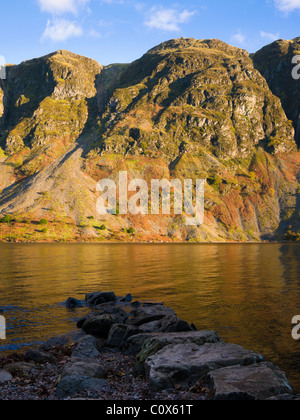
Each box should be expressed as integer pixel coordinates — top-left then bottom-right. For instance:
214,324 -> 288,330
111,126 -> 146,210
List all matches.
107,324 -> 140,348
24,350 -> 56,364
204,362 -> 294,400
61,359 -> 107,380
56,375 -> 108,399
139,316 -> 193,334
77,316 -> 89,329
157,315 -> 194,333
140,321 -> 162,333
95,307 -> 129,323
4,362 -> 35,376
82,314 -> 122,338
71,335 -> 101,360
85,292 -> 116,307
138,331 -> 223,366
0,369 -> 13,383
123,333 -> 160,355
127,305 -> 176,327
66,297 -> 84,309
145,342 -> 264,390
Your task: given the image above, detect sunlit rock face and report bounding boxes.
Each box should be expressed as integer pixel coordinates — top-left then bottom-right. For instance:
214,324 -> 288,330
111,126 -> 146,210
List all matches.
253,37 -> 300,147
0,39 -> 299,243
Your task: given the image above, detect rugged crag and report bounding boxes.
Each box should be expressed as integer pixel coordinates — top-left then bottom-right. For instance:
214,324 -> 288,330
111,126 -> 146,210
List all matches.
0,38 -> 299,242
253,37 -> 300,146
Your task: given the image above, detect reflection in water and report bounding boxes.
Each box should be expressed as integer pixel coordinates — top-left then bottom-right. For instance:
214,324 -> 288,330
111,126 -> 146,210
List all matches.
0,243 -> 300,391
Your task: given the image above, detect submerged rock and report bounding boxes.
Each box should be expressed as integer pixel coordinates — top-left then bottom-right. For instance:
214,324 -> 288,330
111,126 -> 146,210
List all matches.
120,294 -> 133,303
85,292 -> 116,307
66,297 -> 84,309
39,335 -> 71,351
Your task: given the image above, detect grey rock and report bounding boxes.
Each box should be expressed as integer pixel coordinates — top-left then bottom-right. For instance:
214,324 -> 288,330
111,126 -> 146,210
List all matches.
62,359 -> 107,380
94,306 -> 129,323
0,369 -> 13,383
205,362 -> 294,400
139,316 -> 193,334
158,315 -> 194,333
127,305 -> 176,327
140,321 -> 162,333
56,375 -> 108,399
82,314 -> 122,338
71,335 -> 101,360
145,342 -> 264,390
138,330 -> 223,366
24,350 -> 56,364
107,324 -> 140,347
4,362 -> 35,376
123,333 -> 159,355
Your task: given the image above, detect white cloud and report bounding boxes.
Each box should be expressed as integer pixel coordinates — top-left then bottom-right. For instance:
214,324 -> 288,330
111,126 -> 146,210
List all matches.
38,0 -> 89,15
42,19 -> 83,41
274,0 -> 300,12
260,31 -> 280,41
144,7 -> 195,32
231,32 -> 246,45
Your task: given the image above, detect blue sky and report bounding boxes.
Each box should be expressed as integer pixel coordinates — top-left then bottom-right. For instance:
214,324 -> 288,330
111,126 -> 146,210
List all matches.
0,0 -> 300,66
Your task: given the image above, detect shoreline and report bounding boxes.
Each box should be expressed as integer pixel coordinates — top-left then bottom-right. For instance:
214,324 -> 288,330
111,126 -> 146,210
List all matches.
1,292 -> 299,400
0,239 -> 298,245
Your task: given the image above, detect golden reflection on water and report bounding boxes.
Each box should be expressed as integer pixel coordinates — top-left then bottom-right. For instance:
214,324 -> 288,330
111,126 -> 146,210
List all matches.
0,243 -> 300,391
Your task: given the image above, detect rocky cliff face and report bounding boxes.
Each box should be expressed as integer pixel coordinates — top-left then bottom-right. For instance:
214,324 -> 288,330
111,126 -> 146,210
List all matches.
253,37 -> 300,146
0,50 -> 101,164
0,38 -> 299,243
97,38 -> 295,159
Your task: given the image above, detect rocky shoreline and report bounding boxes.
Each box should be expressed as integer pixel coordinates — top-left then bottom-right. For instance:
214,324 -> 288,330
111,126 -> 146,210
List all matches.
0,292 -> 299,400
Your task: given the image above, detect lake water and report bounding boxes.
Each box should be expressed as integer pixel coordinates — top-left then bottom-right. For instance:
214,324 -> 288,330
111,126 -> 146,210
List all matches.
0,243 -> 299,392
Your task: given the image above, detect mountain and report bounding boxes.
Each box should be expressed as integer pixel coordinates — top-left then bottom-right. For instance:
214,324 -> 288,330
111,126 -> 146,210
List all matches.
253,37 -> 300,146
0,38 -> 299,243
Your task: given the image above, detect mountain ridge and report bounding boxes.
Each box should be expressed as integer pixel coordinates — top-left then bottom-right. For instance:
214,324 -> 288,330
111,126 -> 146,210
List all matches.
0,37 -> 299,243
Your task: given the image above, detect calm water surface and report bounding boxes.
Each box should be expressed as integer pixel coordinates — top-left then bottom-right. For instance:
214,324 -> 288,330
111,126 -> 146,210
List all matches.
0,243 -> 299,391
